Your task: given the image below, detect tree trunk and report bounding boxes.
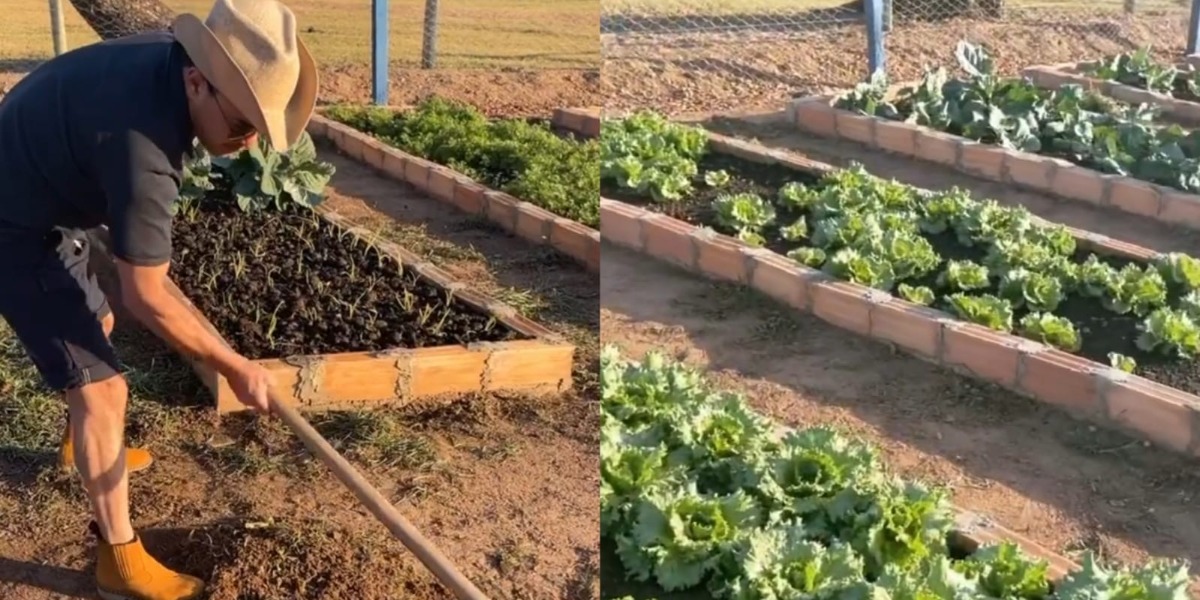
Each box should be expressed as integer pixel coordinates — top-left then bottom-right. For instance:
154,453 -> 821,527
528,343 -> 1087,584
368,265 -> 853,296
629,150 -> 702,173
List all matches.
66,0 -> 175,41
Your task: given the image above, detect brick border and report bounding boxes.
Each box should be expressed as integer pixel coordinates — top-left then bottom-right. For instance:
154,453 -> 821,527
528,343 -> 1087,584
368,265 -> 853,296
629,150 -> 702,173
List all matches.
555,106 -> 1200,461
951,506 -> 1078,580
1022,61 -> 1200,126
785,93 -> 1200,233
305,111 -> 600,273
90,210 -> 576,415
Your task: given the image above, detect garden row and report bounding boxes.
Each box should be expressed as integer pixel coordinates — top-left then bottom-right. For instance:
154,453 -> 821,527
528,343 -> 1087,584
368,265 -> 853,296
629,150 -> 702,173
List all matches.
553,106 -> 1200,460
795,42 -> 1200,232
310,98 -> 600,272
601,344 -> 1188,598
100,126 -> 575,414
1022,47 -> 1200,126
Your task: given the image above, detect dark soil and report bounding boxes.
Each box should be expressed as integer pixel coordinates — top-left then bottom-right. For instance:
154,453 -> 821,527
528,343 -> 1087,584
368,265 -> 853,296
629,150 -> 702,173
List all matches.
170,202 -> 523,359
601,152 -> 1200,395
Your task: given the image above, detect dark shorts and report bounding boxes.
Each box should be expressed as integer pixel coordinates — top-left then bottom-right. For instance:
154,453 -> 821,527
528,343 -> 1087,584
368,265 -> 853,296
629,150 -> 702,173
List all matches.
0,223 -> 120,391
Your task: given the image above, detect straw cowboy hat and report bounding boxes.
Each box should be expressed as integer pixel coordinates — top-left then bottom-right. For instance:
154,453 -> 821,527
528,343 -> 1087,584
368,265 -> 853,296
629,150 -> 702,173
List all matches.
171,0 -> 318,152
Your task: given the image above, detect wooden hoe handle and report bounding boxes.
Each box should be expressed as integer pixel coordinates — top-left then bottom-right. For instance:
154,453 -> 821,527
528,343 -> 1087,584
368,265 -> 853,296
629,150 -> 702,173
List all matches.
268,390 -> 491,600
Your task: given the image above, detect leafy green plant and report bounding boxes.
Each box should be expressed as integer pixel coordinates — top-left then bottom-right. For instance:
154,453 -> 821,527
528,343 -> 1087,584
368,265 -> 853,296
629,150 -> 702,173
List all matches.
998,268 -> 1065,313
1109,352 -> 1138,373
1136,307 -> 1200,358
213,132 -> 334,212
601,107 -> 1200,375
1102,264 -> 1168,317
713,192 -> 776,246
326,98 -> 600,226
600,111 -> 707,204
898,283 -> 935,306
825,248 -> 895,290
779,218 -> 808,242
178,139 -> 216,209
939,260 -> 991,292
1018,312 -> 1081,352
180,131 -> 335,214
836,41 -> 1200,195
1053,551 -> 1189,600
947,293 -> 1014,332
788,247 -> 826,268
1085,47 -> 1179,95
704,169 -> 731,187
1154,252 -> 1200,292
601,346 -> 1184,600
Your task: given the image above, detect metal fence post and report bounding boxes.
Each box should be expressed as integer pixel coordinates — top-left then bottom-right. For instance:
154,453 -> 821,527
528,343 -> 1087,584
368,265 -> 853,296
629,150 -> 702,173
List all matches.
421,0 -> 440,69
48,0 -> 67,56
1190,0 -> 1200,55
865,0 -> 885,76
372,0 -> 389,105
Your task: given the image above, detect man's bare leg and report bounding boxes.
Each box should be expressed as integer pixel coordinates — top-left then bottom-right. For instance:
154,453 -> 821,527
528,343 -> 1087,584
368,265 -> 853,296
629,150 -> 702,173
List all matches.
70,371 -> 204,599
59,311 -> 154,476
67,373 -> 134,544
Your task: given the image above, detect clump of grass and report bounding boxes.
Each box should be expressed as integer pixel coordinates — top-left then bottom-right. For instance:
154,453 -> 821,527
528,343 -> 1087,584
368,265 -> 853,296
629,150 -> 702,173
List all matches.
0,322 -> 65,459
312,409 -> 439,471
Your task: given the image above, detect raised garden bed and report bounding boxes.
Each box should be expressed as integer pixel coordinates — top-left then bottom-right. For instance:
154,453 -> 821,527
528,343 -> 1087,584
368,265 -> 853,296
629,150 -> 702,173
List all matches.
1022,48 -> 1200,126
111,133 -> 574,414
789,42 -> 1200,233
601,346 -> 1188,599
556,105 -> 1200,460
307,98 -> 600,271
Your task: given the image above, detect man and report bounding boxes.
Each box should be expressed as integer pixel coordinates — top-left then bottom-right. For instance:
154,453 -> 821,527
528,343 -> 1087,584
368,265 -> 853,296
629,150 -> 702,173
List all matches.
0,0 -> 318,598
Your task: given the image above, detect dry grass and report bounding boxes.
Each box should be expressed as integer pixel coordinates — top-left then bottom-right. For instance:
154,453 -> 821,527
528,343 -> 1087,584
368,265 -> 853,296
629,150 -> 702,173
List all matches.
600,0 -> 1184,16
2,0 -> 600,71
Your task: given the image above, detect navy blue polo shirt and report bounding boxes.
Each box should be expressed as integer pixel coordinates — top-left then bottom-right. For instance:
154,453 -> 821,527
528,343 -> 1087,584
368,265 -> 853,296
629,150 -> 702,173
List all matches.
0,31 -> 193,266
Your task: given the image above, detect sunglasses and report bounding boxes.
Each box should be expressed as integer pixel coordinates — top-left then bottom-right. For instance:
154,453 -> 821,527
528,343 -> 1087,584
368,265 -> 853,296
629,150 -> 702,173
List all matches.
206,81 -> 256,139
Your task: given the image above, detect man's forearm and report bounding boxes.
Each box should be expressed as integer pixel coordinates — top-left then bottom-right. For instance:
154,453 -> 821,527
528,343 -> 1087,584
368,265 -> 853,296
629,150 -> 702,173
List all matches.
125,287 -> 242,376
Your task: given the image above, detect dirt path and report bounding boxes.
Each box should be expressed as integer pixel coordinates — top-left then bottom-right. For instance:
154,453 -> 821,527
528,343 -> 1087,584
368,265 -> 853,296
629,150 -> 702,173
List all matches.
601,11 -> 1189,115
600,242 -> 1200,590
703,114 -> 1200,257
0,145 -> 599,600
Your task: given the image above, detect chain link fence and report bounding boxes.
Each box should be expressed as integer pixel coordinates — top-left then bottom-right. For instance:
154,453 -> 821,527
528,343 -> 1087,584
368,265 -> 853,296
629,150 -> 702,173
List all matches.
3,0 -> 598,99
601,0 -> 1195,115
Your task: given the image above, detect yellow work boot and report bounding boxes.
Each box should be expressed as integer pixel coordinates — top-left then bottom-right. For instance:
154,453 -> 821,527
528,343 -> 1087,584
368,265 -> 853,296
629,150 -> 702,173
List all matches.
58,417 -> 154,476
91,523 -> 205,600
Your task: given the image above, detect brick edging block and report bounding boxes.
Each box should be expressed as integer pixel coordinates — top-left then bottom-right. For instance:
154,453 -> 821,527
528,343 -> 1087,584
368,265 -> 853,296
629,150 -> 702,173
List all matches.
553,107 -> 602,138
787,94 -> 1200,233
587,107 -> 1200,459
951,508 -> 1079,580
305,113 -> 600,273
1021,61 -> 1200,125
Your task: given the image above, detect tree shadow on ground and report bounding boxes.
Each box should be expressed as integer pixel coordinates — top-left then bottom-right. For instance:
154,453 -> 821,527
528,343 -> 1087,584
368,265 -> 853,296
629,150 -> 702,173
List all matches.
0,556 -> 89,598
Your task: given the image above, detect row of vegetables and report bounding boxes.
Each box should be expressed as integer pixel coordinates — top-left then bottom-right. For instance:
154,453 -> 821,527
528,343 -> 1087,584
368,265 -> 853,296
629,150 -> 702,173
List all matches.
600,110 -> 1200,374
834,42 -> 1200,195
601,346 -> 1190,599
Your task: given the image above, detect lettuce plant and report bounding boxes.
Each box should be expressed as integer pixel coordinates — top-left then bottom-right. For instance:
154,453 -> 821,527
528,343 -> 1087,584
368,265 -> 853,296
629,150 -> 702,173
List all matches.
601,346 -> 1193,600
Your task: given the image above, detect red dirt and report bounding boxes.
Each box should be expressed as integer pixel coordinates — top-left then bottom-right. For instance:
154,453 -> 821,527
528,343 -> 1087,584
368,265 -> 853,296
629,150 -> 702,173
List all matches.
319,64 -> 601,117
601,8 -> 1191,115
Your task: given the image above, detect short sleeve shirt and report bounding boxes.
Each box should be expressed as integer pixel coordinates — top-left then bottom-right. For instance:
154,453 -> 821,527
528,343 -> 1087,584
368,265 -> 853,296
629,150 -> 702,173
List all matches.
0,31 -> 194,266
